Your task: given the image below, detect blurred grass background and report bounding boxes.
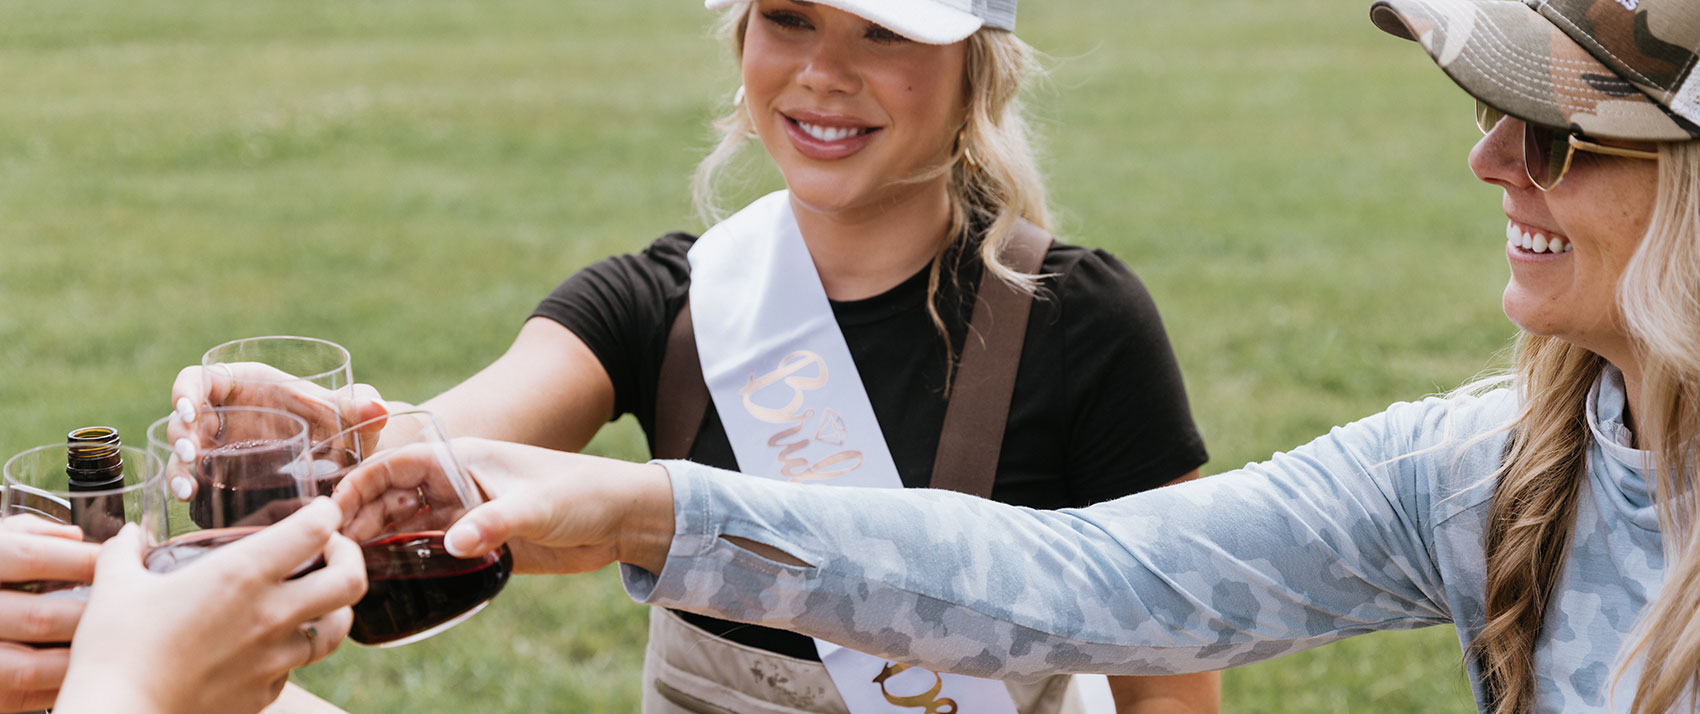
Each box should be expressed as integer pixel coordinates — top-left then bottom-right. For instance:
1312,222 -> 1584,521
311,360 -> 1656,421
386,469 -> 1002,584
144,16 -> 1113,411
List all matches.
0,0 -> 1509,711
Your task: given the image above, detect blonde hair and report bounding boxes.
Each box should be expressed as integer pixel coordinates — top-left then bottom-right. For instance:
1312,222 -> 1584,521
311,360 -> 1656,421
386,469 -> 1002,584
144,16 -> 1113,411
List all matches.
1471,141 -> 1700,714
1615,140 -> 1700,714
691,4 -> 1050,383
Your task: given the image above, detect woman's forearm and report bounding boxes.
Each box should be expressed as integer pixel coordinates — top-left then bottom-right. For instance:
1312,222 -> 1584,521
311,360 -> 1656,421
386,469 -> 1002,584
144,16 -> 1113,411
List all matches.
627,433 -> 1448,680
613,463 -> 678,574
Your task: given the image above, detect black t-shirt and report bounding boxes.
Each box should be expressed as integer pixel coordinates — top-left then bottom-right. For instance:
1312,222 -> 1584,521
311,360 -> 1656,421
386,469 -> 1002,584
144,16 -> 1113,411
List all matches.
532,231 -> 1207,658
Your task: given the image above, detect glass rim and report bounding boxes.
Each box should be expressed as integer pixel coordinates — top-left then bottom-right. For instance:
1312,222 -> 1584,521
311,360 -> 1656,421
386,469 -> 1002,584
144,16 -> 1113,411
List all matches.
3,443 -> 163,498
201,335 -> 352,385
315,408 -> 484,510
145,405 -> 313,462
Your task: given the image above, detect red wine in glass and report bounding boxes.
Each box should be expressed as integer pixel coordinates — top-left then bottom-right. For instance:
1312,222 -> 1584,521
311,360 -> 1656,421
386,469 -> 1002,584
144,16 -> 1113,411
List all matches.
191,440 -> 307,528
147,529 -> 511,646
349,532 -> 513,646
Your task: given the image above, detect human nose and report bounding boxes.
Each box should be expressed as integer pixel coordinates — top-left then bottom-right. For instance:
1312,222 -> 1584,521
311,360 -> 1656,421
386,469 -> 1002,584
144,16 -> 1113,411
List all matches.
1469,115 -> 1531,190
797,35 -> 860,96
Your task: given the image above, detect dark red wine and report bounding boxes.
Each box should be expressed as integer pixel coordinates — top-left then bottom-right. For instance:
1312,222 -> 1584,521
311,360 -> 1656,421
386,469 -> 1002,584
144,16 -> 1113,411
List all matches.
191,440 -> 305,528
350,532 -> 512,646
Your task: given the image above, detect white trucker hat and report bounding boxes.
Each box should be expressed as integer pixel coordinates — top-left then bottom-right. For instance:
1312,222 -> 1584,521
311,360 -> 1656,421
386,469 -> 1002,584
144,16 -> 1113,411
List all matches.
703,0 -> 1016,45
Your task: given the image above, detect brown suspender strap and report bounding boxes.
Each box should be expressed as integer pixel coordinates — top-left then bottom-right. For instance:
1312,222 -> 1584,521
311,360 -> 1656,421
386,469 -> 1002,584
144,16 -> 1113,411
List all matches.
926,220 -> 1051,498
654,298 -> 710,460
653,220 -> 1053,497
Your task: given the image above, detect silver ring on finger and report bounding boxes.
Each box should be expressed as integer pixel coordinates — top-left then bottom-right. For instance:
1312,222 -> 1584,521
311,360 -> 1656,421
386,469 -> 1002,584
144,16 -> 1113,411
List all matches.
215,363 -> 237,404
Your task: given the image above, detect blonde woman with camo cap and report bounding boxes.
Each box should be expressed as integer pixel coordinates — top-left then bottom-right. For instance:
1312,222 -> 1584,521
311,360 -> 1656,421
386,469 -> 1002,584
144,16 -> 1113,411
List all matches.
336,0 -> 1700,712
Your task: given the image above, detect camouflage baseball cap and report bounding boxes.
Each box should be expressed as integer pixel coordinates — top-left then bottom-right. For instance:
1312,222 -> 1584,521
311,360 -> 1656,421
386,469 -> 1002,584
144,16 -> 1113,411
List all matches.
1371,0 -> 1700,141
704,0 -> 1014,44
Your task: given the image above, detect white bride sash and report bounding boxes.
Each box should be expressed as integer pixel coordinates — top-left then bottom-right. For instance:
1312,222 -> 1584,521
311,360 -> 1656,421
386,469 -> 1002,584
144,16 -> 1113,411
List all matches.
688,189 -> 1022,714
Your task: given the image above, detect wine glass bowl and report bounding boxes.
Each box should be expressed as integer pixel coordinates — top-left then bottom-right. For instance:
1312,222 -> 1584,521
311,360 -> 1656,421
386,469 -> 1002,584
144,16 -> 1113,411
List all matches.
320,410 -> 512,647
2,440 -> 162,594
199,335 -> 371,471
201,335 -> 353,394
143,406 -> 313,573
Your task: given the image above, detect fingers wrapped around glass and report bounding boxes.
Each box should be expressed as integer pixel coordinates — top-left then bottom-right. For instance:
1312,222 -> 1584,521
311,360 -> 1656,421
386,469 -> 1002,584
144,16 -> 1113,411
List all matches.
322,410 -> 511,647
2,438 -> 163,599
179,335 -> 385,467
143,406 -> 317,572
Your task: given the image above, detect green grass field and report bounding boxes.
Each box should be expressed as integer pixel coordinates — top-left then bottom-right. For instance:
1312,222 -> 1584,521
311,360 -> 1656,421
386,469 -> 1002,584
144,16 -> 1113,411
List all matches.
2,1 -> 1509,710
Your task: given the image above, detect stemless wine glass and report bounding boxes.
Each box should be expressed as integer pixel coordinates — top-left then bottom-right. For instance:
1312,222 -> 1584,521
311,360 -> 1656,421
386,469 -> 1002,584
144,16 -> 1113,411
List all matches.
2,438 -> 163,595
321,410 -> 512,647
202,335 -> 353,395
201,335 -> 365,482
142,406 -> 313,573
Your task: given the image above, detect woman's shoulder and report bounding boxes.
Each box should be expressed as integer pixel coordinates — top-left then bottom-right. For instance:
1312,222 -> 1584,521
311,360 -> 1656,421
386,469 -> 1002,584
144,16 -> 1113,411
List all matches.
1035,238 -> 1127,274
1377,387 -> 1519,444
533,231 -> 701,327
642,231 -> 700,257
1031,240 -> 1152,303
1357,388 -> 1517,517
634,231 -> 700,278
1014,239 -> 1164,341
568,232 -> 700,293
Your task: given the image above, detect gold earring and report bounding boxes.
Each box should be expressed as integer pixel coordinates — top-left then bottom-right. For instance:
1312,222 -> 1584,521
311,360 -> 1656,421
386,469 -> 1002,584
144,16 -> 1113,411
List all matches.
956,126 -> 982,171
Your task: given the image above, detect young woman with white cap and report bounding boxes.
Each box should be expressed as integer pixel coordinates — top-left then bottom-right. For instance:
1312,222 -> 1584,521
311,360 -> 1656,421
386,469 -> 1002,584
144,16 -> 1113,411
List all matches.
508,1 -> 1215,710
164,0 -> 1215,712
333,0 -> 1700,712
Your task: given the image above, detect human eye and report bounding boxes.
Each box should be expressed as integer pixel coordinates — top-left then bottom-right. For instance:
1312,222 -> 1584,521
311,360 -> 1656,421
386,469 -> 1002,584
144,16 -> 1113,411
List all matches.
865,23 -> 908,44
761,10 -> 813,31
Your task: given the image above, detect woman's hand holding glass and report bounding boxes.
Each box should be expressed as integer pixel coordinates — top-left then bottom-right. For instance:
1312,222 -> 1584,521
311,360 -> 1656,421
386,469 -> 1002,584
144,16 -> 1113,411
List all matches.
50,499 -> 365,714
333,438 -> 676,577
0,518 -> 98,712
0,438 -> 161,711
168,337 -> 389,501
317,412 -> 512,648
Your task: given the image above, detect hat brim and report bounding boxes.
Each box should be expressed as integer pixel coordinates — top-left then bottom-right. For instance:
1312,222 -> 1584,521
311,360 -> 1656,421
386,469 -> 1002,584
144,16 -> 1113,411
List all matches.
704,0 -> 983,45
1371,0 -> 1697,141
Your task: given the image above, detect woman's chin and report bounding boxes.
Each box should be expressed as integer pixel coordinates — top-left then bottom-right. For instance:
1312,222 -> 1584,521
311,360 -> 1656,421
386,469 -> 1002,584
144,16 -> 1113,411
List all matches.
1501,287 -> 1551,336
783,177 -> 873,215
1501,288 -> 1577,341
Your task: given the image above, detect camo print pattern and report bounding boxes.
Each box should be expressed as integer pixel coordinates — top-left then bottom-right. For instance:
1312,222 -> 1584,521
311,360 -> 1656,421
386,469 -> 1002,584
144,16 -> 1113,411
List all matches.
1371,0 -> 1700,140
627,369 -> 1667,713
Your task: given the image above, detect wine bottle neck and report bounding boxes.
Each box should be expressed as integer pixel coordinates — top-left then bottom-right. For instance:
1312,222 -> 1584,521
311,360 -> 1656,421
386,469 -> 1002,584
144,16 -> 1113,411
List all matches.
66,426 -> 124,490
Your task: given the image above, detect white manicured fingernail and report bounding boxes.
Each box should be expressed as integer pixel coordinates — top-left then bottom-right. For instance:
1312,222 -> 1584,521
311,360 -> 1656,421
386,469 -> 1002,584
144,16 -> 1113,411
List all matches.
176,397 -> 196,423
174,438 -> 196,463
171,477 -> 194,500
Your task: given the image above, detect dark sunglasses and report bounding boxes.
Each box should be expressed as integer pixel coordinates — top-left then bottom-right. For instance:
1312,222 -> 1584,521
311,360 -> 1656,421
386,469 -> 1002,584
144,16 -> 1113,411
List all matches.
1474,99 -> 1659,190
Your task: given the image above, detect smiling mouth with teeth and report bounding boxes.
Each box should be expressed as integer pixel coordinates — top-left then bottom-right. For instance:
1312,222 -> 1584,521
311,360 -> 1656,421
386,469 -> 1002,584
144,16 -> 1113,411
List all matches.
794,119 -> 873,143
1507,222 -> 1573,254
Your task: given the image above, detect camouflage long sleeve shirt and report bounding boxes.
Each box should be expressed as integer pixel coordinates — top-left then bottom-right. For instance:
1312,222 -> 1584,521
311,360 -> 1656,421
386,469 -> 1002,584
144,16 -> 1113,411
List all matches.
625,369 -> 1662,712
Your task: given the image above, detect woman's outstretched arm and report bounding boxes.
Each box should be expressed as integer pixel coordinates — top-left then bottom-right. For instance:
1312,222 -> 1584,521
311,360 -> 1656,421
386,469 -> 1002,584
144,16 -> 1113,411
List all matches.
342,395 -> 1507,680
